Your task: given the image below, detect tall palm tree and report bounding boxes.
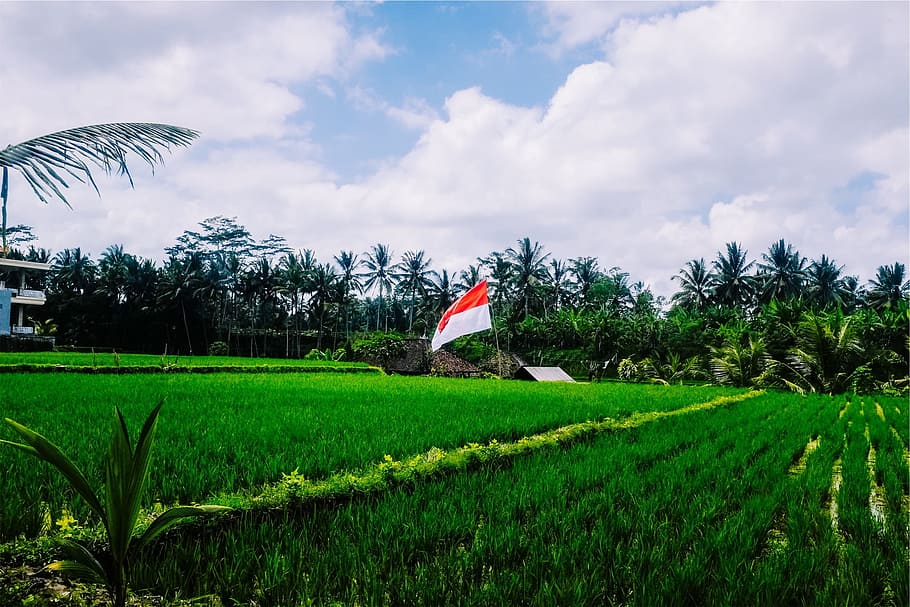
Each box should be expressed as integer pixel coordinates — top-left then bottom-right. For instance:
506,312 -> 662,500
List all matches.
278,252 -> 311,357
427,269 -> 458,325
308,263 -> 338,349
595,270 -> 635,315
363,244 -> 394,331
756,239 -> 806,304
0,123 -> 198,253
394,249 -> 434,333
805,255 -> 847,310
455,264 -> 484,294
545,259 -> 572,315
97,244 -> 133,307
505,237 -> 550,318
570,256 -> 602,309
710,242 -> 756,311
671,258 -> 712,311
478,252 -> 513,310
157,253 -> 203,355
334,250 -> 363,339
52,248 -> 97,298
866,262 -> 909,311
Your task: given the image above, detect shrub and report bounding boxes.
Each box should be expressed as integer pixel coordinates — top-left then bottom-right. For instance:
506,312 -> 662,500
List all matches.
208,341 -> 229,356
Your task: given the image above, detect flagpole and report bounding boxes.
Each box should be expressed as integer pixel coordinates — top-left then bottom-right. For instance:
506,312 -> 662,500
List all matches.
491,306 -> 503,377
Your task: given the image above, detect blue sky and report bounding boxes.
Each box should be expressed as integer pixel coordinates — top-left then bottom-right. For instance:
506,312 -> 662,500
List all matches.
0,1 -> 907,297
304,2 -> 600,181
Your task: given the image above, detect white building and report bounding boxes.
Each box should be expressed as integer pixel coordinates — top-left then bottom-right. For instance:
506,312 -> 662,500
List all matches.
0,258 -> 50,335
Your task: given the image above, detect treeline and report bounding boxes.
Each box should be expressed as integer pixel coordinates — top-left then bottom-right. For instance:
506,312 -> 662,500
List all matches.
1,217 -> 907,394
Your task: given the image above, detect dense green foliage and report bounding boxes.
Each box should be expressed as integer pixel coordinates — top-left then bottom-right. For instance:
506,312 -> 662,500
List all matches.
2,221 -> 906,394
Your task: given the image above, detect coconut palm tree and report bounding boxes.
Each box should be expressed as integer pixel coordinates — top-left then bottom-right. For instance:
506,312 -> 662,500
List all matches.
157,253 -> 203,355
97,245 -> 133,307
710,242 -> 756,311
278,252 -> 311,357
334,250 -> 363,339
456,264 -> 484,294
52,247 -> 97,298
0,123 -> 198,253
545,258 -> 572,315
570,256 -> 602,309
805,255 -> 848,310
479,251 -> 513,310
394,249 -> 434,333
784,310 -> 863,394
308,263 -> 338,349
363,244 -> 394,331
505,237 -> 550,318
427,269 -> 458,323
671,258 -> 712,311
866,262 -> 909,311
756,239 -> 806,304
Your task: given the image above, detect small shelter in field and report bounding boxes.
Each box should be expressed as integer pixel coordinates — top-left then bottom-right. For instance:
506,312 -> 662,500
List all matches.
514,366 -> 575,382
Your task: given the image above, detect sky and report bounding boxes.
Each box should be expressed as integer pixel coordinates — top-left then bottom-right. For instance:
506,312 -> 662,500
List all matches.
0,1 -> 907,298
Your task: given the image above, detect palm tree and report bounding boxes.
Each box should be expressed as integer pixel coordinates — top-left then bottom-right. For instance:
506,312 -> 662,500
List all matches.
594,269 -> 635,315
308,263 -> 338,349
756,239 -> 806,304
394,250 -> 434,333
334,250 -> 363,339
455,264 -> 484,297
427,269 -> 458,324
479,252 -> 513,310
545,259 -> 572,315
710,242 -> 756,311
157,253 -> 203,355
0,123 -> 198,253
278,252 -> 311,357
363,244 -> 394,331
784,310 -> 863,394
671,258 -> 712,311
52,248 -> 97,298
505,237 -> 550,318
97,244 -> 133,307
570,256 -> 602,309
866,262 -> 909,311
805,255 -> 847,310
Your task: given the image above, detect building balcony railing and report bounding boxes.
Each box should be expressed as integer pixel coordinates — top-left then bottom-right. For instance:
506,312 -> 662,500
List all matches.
10,288 -> 46,300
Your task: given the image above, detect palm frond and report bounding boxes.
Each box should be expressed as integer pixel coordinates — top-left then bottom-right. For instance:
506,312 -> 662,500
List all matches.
0,123 -> 199,207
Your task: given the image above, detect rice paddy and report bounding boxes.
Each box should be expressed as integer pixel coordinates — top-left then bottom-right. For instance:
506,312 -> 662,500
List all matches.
0,356 -> 906,606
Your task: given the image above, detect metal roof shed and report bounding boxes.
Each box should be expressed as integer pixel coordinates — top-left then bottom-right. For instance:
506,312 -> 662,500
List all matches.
514,366 -> 575,382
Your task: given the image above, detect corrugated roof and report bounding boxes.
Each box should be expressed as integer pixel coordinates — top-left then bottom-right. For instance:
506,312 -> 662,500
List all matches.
514,366 -> 575,382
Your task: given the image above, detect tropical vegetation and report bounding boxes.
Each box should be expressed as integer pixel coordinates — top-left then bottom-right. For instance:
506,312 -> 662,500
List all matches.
0,221 -> 906,394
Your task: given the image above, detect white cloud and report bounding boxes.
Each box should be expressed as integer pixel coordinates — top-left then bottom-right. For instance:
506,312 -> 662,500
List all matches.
537,1 -> 690,54
2,1 -> 906,303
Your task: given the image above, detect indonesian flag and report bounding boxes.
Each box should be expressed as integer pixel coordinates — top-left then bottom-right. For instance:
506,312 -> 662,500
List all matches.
431,280 -> 492,351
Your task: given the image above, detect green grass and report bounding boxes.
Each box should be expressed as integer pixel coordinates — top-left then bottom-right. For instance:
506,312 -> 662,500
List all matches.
0,374 -> 744,542
126,390 -> 905,607
1,374 -> 906,606
0,351 -> 371,368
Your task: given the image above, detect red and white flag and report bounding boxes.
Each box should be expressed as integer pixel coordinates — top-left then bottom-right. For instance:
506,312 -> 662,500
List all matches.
431,280 -> 492,351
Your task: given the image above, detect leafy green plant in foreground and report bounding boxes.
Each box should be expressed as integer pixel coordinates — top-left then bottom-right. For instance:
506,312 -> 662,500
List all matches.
1,403 -> 229,607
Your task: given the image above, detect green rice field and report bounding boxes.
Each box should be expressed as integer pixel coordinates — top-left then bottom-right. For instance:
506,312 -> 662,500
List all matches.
0,359 -> 907,606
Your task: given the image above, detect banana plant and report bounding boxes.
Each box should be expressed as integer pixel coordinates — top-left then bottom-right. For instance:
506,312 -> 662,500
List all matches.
1,402 -> 229,607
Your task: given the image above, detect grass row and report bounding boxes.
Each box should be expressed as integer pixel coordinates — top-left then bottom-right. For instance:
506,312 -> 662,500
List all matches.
0,374 -> 745,542
0,351 -> 372,370
127,390 -> 883,606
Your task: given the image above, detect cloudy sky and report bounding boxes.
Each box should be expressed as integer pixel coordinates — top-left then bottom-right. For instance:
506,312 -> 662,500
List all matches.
1,1 -> 907,297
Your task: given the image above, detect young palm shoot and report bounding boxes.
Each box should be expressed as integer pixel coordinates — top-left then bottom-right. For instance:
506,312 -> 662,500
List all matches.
1,402 -> 229,607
